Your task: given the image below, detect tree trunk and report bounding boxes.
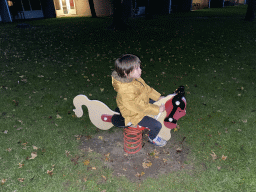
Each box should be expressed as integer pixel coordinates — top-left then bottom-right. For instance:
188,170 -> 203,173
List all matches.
109,0 -> 128,30
245,0 -> 256,21
145,0 -> 153,20
88,0 -> 97,18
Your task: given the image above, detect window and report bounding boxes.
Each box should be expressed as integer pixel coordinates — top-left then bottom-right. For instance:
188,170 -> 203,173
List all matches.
7,0 -> 13,6
54,0 -> 61,10
70,0 -> 75,9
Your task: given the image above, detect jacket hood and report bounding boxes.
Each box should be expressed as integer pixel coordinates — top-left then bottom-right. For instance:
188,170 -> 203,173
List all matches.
111,71 -> 134,92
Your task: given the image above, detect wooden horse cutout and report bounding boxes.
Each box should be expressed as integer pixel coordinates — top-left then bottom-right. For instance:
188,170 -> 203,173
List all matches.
73,95 -> 120,130
73,86 -> 186,141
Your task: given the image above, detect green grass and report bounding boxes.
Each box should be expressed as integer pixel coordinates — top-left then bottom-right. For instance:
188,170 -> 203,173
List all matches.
1,5 -> 256,191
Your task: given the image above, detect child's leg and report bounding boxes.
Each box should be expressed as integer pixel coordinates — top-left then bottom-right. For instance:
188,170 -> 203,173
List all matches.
138,116 -> 161,140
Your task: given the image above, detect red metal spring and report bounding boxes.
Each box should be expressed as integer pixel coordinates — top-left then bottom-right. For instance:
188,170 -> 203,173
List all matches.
123,127 -> 143,154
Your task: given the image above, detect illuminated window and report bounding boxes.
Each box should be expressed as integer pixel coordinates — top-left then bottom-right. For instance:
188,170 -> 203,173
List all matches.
7,0 -> 13,6
54,0 -> 61,10
70,0 -> 75,9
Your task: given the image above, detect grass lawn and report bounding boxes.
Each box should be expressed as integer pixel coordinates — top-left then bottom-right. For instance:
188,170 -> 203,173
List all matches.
1,5 -> 256,191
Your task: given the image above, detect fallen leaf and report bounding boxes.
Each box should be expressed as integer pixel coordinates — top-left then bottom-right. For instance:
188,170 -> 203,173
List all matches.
83,160 -> 90,166
47,169 -> 54,177
104,153 -> 110,161
18,163 -> 24,168
16,127 -> 22,130
83,178 -> 87,182
85,135 -> 92,140
92,167 -> 97,170
176,147 -> 182,153
56,114 -> 62,119
33,146 -> 38,150
28,152 -> 37,160
242,119 -> 247,123
153,149 -> 159,156
1,179 -> 7,185
6,148 -> 12,152
210,151 -> 217,160
98,136 -> 103,140
64,98 -> 67,101
18,178 -> 25,182
142,160 -> 152,168
101,175 -> 107,181
135,172 -> 145,177
100,88 -> 104,92
238,129 -> 242,132
222,155 -> 227,161
22,142 -> 28,146
174,128 -> 178,132
65,150 -> 70,157
217,166 -> 221,170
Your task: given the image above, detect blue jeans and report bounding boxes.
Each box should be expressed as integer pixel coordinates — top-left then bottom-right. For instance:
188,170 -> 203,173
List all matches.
138,99 -> 162,140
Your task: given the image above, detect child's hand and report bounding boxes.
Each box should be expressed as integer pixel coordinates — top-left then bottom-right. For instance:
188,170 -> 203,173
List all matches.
159,104 -> 165,113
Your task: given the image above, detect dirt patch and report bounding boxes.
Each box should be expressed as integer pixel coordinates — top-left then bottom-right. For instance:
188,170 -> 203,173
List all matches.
79,128 -> 193,182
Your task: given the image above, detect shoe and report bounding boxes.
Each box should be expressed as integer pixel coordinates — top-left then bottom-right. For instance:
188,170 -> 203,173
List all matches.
149,136 -> 167,147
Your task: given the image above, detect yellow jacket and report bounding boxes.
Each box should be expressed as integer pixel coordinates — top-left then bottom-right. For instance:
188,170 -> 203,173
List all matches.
111,71 -> 161,126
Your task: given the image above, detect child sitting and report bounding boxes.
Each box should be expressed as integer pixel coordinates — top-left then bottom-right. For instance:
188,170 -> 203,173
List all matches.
111,54 -> 166,147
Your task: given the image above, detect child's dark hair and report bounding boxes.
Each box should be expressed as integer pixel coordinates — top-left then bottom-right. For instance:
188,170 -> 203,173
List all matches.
115,54 -> 141,78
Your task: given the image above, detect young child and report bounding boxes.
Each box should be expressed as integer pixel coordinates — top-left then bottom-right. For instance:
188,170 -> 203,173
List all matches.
111,54 -> 166,147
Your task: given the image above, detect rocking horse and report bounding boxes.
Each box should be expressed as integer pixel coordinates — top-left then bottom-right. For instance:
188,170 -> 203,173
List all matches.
73,86 -> 186,142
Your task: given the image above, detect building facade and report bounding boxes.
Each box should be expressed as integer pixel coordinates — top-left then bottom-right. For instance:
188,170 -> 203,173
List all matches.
0,0 -> 113,22
0,0 -> 248,22
53,0 -> 113,17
